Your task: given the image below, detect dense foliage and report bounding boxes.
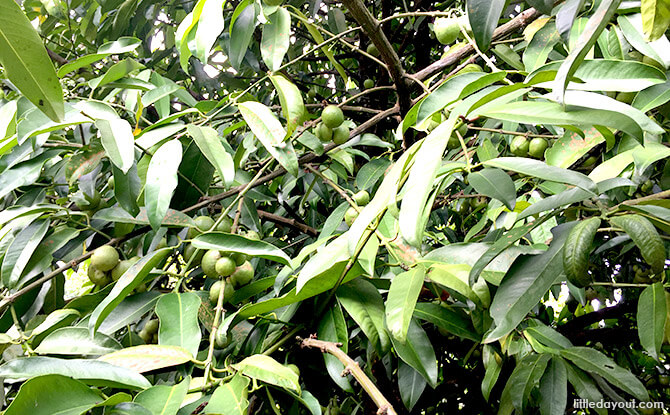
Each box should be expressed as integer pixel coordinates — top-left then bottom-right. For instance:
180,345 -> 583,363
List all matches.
0,0 -> 669,413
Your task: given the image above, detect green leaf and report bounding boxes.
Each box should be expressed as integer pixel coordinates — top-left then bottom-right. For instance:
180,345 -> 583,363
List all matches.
501,354 -> 551,413
204,374 -> 250,415
1,218 -> 50,288
145,140 -> 182,231
0,151 -> 59,199
269,74 -> 305,136
29,309 -> 80,346
0,356 -> 150,389
554,0 -> 621,104
540,357 -> 568,415
98,292 -> 161,335
484,223 -> 574,343
618,14 -> 667,76
96,118 -> 135,174
398,361 -> 426,411
35,327 -> 122,356
467,0 -> 506,51
112,164 -> 141,217
428,263 -> 485,307
57,37 -> 141,77
527,0 -> 554,14
261,7 -> 290,71
0,0 -> 64,121
99,345 -> 193,373
355,158 -> 391,191
385,267 -> 425,343
232,354 -> 300,392
187,124 -> 235,187
94,206 -> 195,228
633,76 -> 670,112
483,157 -> 597,194
134,377 -> 190,415
468,168 -> 516,210
557,0 -> 585,42
390,319 -> 438,388
4,374 -> 102,415
194,0 -> 225,63
89,248 -> 172,334
565,364 -> 606,415
413,302 -> 480,342
560,347 -> 649,401
544,128 -> 605,169
238,101 -> 299,176
641,0 -> 670,41
523,21 -> 561,72
141,84 -> 180,108
317,301 -> 352,392
637,282 -> 666,360
88,58 -> 144,90
175,0 -> 205,71
192,232 -> 290,265
155,292 -> 202,358
481,345 -> 502,401
229,3 -> 256,70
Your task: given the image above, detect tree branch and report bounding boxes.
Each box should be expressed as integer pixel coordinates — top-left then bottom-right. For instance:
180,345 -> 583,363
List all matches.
257,210 -> 318,236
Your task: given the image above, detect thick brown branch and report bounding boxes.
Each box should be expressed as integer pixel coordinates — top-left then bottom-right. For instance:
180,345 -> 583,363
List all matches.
300,336 -> 398,415
257,210 -> 318,236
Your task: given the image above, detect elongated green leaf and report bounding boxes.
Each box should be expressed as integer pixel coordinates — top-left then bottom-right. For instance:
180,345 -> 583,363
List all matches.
385,267 -> 425,343
145,140 -> 182,231
261,7 -> 290,71
89,248 -> 172,334
554,0 -> 622,103
35,327 -> 122,356
0,0 -> 64,121
187,124 -> 234,187
467,0 -> 506,51
141,84 -> 180,107
557,0 -> 585,41
0,356 -> 150,389
232,354 -> 300,391
484,223 -> 574,343
192,232 -> 290,265
194,0 -> 225,63
57,37 -> 141,77
93,206 -> 195,228
98,292 -> 161,335
390,319 -> 438,388
155,292 -> 201,358
398,361 -> 426,411
4,374 -> 102,415
565,365 -> 606,415
269,74 -> 305,136
0,150 -> 59,199
30,309 -> 80,346
414,302 -> 480,341
428,263 -> 484,306
99,345 -> 193,373
560,347 -> 649,400
523,21 -> 561,72
642,0 -> 670,41
483,157 -> 597,194
134,377 -> 189,415
637,282 -> 666,360
633,76 -> 670,112
337,278 -> 391,354
229,3 -> 256,69
501,354 -> 551,413
540,357 -> 568,415
88,58 -> 144,90
468,168 -> 516,210
204,374 -> 250,415
97,118 -> 135,174
238,101 -> 299,176
1,219 -> 50,289
318,301 -> 352,392
112,164 -> 141,217
175,0 -> 205,70
544,128 -> 605,169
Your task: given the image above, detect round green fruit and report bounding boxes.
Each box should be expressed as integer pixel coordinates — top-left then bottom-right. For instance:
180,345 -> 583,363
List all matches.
447,134 -> 460,150
245,230 -> 261,241
144,319 -> 159,334
183,243 -> 203,266
528,138 -> 548,159
332,125 -> 350,145
209,279 -> 234,305
202,250 -> 222,278
215,256 -> 236,277
659,375 -> 670,386
316,123 -> 333,142
344,206 -> 358,226
366,43 -> 379,57
434,17 -> 460,45
363,79 -> 375,89
231,252 -> 248,266
510,136 -> 529,157
188,215 -> 215,239
111,257 -> 136,281
230,261 -> 254,288
321,105 -> 344,129
215,328 -> 232,348
287,364 -> 300,377
91,246 -> 119,271
87,265 -> 111,286
138,328 -> 152,343
216,216 -> 233,232
352,190 -> 370,206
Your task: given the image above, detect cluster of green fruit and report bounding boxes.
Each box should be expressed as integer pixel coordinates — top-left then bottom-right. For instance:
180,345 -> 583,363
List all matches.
510,135 -> 550,159
87,245 -> 139,287
632,264 -> 661,284
138,319 -> 159,344
450,195 -> 487,215
314,105 -> 349,145
344,190 -> 370,226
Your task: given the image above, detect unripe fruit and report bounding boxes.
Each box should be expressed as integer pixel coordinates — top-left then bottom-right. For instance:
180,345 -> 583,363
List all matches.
528,138 -> 548,159
245,230 -> 261,241
144,319 -> 159,334
447,134 -> 460,150
332,125 -> 349,145
202,250 -> 222,278
138,329 -> 152,343
215,327 -> 232,348
215,256 -> 236,277
88,265 -> 111,286
209,279 -> 234,305
91,246 -> 119,271
366,43 -> 379,57
316,123 -> 333,142
188,216 -> 215,239
321,105 -> 344,129
434,18 -> 460,45
111,257 -> 137,281
344,206 -> 358,226
107,176 -> 115,190
363,79 -> 374,89
230,261 -> 254,287
113,222 -> 135,237
510,136 -> 529,157
287,364 -> 300,377
659,375 -> 670,386
183,243 -> 203,265
216,216 -> 232,233
231,252 -> 248,266
457,63 -> 483,75
352,190 -> 370,206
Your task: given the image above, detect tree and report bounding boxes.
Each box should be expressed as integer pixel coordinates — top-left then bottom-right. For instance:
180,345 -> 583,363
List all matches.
0,0 -> 668,413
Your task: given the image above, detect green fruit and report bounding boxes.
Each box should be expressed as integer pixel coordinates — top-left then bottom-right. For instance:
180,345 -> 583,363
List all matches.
471,196 -> 487,210
563,217 -> 601,287
452,198 -> 468,215
263,0 -> 282,6
528,138 -> 548,159
659,375 -> 670,386
231,252 -> 248,266
87,265 -> 111,286
215,328 -> 232,348
202,249 -> 222,278
447,134 -> 460,150
510,136 -> 529,157
111,258 -> 134,281
230,261 -> 254,287
286,364 -> 300,377
352,190 -> 370,206
188,215 -> 215,239
216,216 -> 232,232
91,245 -> 119,271
113,222 -> 135,237
344,206 -> 358,226
609,214 -> 666,275
434,17 -> 460,45
366,43 -> 379,57
138,329 -> 152,343
321,105 -> 344,129
332,125 -> 349,145
457,63 -> 483,75
245,230 -> 261,241
151,333 -> 158,344
363,79 -> 374,89
215,257 -> 236,277
107,176 -> 115,190
144,319 -> 159,334
316,123 -> 333,142
209,279 -> 234,305
183,243 -> 203,266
